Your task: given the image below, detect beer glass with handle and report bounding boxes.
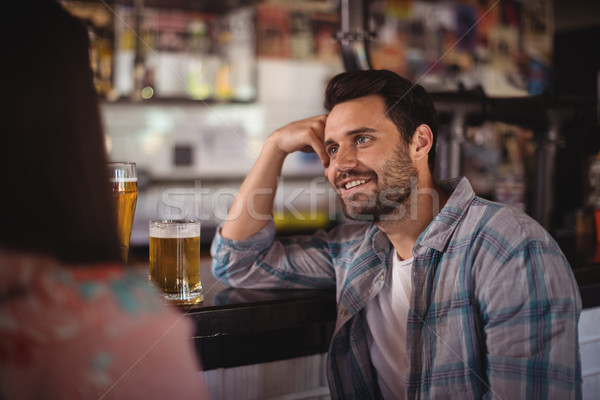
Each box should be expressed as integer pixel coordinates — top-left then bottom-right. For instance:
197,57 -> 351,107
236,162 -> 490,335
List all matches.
108,162 -> 138,264
149,219 -> 203,304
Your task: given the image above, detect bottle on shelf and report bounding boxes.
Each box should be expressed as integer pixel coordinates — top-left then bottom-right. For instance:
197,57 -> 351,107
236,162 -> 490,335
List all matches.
588,152 -> 600,244
186,19 -> 214,100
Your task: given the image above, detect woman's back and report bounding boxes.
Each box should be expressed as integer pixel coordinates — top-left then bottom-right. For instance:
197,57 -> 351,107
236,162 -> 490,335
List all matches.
0,249 -> 206,399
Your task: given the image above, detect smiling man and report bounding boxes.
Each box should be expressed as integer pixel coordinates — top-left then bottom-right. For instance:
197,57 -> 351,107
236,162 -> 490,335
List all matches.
211,70 -> 582,399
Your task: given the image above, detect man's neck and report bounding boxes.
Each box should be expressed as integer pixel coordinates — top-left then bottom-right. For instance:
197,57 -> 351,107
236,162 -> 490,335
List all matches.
376,183 -> 449,261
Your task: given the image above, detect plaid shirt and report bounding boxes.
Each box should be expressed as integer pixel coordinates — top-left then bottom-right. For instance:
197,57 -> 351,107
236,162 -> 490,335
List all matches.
211,177 -> 582,399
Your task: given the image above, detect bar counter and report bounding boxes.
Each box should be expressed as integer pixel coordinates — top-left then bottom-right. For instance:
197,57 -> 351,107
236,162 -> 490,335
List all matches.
170,249 -> 599,371
180,260 -> 336,370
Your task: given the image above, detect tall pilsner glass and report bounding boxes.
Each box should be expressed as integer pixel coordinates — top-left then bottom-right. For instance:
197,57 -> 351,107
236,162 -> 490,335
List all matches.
108,162 -> 138,264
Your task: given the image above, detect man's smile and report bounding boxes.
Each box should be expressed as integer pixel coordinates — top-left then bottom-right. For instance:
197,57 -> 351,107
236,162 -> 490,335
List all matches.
336,174 -> 375,194
343,179 -> 369,190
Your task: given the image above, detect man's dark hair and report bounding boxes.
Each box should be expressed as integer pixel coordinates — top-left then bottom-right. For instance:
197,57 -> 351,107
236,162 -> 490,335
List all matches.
324,69 -> 438,172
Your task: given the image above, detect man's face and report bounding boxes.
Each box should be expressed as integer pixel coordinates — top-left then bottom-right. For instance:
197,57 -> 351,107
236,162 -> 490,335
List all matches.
324,95 -> 418,221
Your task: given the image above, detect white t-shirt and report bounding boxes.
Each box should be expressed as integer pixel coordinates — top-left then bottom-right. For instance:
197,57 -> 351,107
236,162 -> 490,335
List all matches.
365,249 -> 413,400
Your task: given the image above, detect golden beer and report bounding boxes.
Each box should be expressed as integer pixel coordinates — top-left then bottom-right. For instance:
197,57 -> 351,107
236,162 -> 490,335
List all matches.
111,179 -> 138,264
149,220 -> 203,304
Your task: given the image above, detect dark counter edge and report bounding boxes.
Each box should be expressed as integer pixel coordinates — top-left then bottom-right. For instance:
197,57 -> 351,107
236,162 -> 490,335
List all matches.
186,291 -> 337,370
186,291 -> 337,337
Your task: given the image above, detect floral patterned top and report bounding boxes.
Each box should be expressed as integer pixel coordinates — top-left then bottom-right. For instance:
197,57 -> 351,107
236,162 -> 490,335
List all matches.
0,250 -> 207,399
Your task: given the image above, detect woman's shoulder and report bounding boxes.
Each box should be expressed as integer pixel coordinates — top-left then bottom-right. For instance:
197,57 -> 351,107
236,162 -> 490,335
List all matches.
0,250 -> 176,348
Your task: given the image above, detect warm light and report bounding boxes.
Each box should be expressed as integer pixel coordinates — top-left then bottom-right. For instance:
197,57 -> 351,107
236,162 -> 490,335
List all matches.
141,86 -> 154,99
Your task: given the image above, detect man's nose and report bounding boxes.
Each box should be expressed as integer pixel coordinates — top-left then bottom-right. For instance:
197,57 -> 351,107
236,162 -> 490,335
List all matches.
332,146 -> 358,171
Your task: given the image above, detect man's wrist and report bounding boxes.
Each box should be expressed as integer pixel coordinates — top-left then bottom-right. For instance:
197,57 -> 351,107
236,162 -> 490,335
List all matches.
261,136 -> 288,163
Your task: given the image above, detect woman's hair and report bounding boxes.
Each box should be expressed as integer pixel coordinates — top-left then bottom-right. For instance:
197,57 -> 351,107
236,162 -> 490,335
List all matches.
0,1 -> 121,264
324,69 -> 438,172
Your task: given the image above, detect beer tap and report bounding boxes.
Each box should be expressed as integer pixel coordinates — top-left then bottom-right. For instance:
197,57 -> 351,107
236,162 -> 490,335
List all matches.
336,0 -> 376,71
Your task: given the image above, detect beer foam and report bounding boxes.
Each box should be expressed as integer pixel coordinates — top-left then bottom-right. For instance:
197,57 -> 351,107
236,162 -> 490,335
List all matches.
149,222 -> 200,238
110,177 -> 138,182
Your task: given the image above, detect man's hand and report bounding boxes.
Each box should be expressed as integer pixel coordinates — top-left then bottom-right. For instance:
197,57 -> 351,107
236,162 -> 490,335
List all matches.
264,114 -> 329,167
220,114 -> 329,240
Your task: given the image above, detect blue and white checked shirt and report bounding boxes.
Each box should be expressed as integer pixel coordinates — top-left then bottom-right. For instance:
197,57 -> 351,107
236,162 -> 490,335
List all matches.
211,177 -> 582,399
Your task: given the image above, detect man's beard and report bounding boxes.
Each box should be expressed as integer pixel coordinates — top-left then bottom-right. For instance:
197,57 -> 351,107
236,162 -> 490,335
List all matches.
336,145 -> 418,222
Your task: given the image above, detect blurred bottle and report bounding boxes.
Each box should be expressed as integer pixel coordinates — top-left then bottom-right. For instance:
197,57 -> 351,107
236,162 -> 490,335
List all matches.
186,19 -> 213,100
495,128 -> 527,212
223,7 -> 257,102
62,2 -> 115,98
85,20 -> 114,98
588,152 -> 600,243
589,152 -> 600,206
86,20 -> 99,83
132,8 -> 156,101
96,27 -> 115,97
215,21 -> 234,101
133,50 -> 156,101
290,11 -> 312,60
113,4 -> 136,99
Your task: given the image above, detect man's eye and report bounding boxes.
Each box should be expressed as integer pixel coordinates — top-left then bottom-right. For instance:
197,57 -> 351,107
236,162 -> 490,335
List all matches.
356,136 -> 370,145
327,146 -> 338,156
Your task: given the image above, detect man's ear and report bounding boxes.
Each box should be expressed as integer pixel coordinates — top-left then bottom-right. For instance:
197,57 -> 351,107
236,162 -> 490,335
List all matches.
411,124 -> 433,162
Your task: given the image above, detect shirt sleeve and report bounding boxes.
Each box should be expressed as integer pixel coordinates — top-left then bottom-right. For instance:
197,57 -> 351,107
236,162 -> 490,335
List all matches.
478,234 -> 582,400
211,220 -> 336,289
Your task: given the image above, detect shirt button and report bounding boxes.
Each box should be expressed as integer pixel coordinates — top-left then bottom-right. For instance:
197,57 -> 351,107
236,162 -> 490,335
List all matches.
340,308 -> 348,316
379,273 -> 385,282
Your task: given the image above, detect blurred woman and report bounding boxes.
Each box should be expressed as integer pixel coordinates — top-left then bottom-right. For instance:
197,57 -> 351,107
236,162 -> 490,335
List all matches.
0,1 -> 207,398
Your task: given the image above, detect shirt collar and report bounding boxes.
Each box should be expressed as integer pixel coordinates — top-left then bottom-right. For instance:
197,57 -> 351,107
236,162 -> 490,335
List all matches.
414,176 -> 476,253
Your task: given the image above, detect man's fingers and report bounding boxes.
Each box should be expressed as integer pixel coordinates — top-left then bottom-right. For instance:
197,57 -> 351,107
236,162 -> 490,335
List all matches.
307,132 -> 330,168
